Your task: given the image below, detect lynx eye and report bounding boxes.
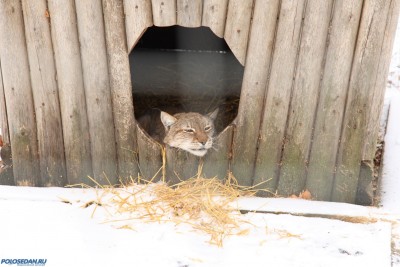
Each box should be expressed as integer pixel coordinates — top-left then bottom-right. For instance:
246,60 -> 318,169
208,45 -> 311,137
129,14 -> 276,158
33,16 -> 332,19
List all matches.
204,126 -> 212,131
183,128 -> 195,133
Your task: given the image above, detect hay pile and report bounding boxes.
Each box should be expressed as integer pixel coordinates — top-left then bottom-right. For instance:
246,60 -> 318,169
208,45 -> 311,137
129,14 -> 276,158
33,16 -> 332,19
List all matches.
82,175 -> 258,247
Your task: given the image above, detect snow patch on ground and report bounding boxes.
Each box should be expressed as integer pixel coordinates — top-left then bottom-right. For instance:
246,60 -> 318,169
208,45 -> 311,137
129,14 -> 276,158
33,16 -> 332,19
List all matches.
380,17 -> 400,266
0,186 -> 393,267
380,89 -> 400,213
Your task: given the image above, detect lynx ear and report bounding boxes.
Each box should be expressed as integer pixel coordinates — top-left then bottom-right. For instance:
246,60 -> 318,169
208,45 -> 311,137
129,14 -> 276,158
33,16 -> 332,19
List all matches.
160,111 -> 177,129
207,108 -> 219,120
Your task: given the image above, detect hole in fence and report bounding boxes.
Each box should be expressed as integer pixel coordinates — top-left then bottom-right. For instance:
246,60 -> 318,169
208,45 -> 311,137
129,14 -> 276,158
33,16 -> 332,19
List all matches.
129,26 -> 244,140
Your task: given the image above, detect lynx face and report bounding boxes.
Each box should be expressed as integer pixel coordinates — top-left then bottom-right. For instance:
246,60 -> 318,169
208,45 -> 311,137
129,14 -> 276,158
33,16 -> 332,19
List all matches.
160,109 -> 218,157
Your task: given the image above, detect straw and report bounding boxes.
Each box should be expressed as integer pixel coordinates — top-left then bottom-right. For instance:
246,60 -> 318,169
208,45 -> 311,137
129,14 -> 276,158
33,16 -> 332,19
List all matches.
85,175 -> 260,247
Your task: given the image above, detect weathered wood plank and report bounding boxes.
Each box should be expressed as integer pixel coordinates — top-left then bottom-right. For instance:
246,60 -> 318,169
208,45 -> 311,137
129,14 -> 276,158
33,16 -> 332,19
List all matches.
357,0 -> 400,205
356,161 -> 374,205
278,0 -> 334,196
177,0 -> 202,28
224,0 -> 254,65
0,144 -> 14,185
202,125 -> 233,180
165,146 -> 199,184
48,0 -> 93,185
253,0 -> 306,193
103,0 -> 140,182
75,0 -> 118,185
0,0 -> 40,186
22,0 -> 67,187
306,0 -> 363,201
151,0 -> 176,27
136,125 -> 163,181
202,0 -> 229,38
362,0 -> 400,160
231,0 -> 280,186
0,61 -> 9,146
0,62 -> 13,186
332,0 -> 392,203
124,0 -> 153,52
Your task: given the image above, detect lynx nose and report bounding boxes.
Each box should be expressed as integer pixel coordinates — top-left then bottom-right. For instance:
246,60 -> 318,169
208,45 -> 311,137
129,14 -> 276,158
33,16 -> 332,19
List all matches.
196,133 -> 208,146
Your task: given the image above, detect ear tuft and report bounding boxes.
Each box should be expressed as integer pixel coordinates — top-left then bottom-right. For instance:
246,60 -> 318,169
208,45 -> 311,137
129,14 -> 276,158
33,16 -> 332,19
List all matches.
160,111 -> 177,128
207,108 -> 219,120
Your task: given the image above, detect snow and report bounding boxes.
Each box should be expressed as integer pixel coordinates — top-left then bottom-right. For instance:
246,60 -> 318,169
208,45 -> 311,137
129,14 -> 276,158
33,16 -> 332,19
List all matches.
380,5 -> 400,211
379,15 -> 400,266
0,186 -> 393,267
387,14 -> 400,93
380,88 -> 400,212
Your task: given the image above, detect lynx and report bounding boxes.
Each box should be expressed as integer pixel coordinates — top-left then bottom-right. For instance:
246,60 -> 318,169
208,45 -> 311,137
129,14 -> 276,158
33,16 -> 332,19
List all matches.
138,109 -> 218,157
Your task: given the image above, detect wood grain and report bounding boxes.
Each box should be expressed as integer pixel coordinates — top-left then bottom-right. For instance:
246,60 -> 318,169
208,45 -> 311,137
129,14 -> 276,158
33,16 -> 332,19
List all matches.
253,0 -> 306,193
48,0 -> 93,185
103,0 -> 140,182
22,0 -> 67,186
0,144 -> 14,185
231,0 -> 280,186
0,61 -> 9,146
151,0 -> 176,27
165,146 -> 199,184
362,0 -> 400,160
278,0 -> 334,196
224,0 -> 254,65
136,125 -> 163,181
357,0 -> 400,205
75,0 -> 118,185
332,0 -> 392,203
0,0 -> 40,186
124,0 -> 153,52
202,0 -> 229,38
177,0 -> 202,28
202,126 -> 233,180
306,0 -> 364,201
0,63 -> 12,185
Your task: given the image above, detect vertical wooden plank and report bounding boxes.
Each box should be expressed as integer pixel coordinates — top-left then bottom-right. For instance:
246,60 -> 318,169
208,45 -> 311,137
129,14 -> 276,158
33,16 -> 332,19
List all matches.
165,146 -> 199,184
48,0 -> 93,185
103,0 -> 140,181
253,0 -> 306,192
357,0 -> 400,205
277,0 -> 334,196
202,126 -> 233,180
332,0 -> 391,203
124,0 -> 153,52
231,0 -> 280,186
0,62 -> 13,186
0,0 -> 40,186
362,0 -> 400,160
0,61 -> 9,146
151,0 -> 176,27
202,0 -> 229,38
224,0 -> 254,65
75,0 -> 118,185
136,125 -> 163,181
356,161 -> 374,205
177,0 -> 202,28
21,0 -> 67,187
306,0 -> 363,201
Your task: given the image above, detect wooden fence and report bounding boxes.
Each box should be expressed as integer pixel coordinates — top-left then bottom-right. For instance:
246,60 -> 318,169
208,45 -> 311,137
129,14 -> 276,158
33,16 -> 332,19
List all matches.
0,0 -> 398,204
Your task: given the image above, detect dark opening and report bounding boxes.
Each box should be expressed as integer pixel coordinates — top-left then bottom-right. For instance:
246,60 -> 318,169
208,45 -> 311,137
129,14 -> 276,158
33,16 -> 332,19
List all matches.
129,26 -> 244,133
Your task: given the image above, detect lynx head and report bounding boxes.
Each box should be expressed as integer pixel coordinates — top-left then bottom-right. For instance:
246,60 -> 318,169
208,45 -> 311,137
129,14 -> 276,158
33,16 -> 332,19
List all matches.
160,109 -> 218,157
